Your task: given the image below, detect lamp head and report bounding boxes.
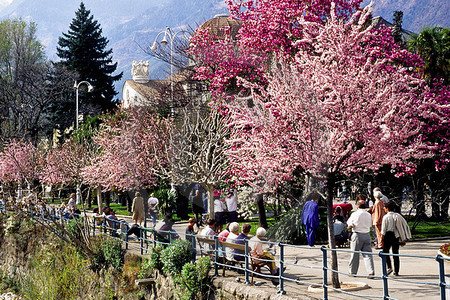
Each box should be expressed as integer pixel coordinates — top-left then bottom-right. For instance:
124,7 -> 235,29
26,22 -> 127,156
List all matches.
161,33 -> 169,46
87,83 -> 94,93
150,41 -> 157,52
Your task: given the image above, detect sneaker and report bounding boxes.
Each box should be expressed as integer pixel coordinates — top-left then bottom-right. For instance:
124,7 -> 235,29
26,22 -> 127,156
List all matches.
394,272 -> 399,276
367,273 -> 375,279
387,268 -> 393,275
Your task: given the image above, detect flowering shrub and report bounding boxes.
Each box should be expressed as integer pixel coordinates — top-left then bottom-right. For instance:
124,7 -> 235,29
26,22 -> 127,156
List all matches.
440,243 -> 450,256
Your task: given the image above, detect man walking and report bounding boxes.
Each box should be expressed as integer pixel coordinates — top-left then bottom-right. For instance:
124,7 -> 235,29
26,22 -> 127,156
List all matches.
381,201 -> 411,276
347,200 -> 375,277
301,193 -> 320,247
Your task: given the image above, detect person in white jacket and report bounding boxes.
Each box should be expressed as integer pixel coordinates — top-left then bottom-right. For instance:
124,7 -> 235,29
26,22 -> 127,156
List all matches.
381,202 -> 411,276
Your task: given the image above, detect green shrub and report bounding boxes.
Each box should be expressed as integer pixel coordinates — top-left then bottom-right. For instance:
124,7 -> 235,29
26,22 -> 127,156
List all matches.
161,239 -> 192,275
267,205 -> 327,244
91,236 -> 125,272
148,245 -> 164,271
138,257 -> 154,279
177,256 -> 212,300
154,188 -> 176,216
0,270 -> 21,293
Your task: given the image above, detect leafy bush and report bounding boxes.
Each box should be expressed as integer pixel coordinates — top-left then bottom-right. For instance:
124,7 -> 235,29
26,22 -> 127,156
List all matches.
148,245 -> 164,271
4,216 -> 20,236
66,218 -> 86,241
161,239 -> 192,275
0,269 -> 21,293
154,188 -> 176,216
91,236 -> 125,272
177,256 -> 212,300
138,257 -> 154,279
267,205 -> 328,245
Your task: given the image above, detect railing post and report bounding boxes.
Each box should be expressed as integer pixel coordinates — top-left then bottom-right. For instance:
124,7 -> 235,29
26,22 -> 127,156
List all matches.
278,242 -> 286,295
113,220 -> 117,238
152,229 -> 156,248
321,246 -> 328,300
436,255 -> 447,300
214,235 -> 219,276
140,226 -> 144,255
92,217 -> 96,236
379,251 -> 390,300
192,235 -> 197,262
244,239 -> 250,284
124,224 -> 129,250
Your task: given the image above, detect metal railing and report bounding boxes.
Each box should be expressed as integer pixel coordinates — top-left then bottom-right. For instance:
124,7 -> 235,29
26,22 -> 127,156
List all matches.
1,205 -> 448,300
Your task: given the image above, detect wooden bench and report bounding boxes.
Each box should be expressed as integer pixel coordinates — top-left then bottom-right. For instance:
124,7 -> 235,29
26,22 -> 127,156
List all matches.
196,237 -> 269,281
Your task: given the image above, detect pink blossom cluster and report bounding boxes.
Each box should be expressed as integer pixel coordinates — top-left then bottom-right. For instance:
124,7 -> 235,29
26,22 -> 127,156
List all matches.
81,107 -> 170,191
0,140 -> 42,184
222,4 -> 449,191
40,139 -> 90,186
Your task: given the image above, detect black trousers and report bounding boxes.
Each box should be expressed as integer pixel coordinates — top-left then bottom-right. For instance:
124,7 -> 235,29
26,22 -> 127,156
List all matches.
383,231 -> 400,273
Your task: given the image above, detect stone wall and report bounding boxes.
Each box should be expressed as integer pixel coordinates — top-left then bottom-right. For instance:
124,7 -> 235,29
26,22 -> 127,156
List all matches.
143,268 -> 314,300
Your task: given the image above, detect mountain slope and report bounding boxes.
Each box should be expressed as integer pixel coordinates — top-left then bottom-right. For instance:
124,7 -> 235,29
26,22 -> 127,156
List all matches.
366,0 -> 449,32
0,0 -> 447,99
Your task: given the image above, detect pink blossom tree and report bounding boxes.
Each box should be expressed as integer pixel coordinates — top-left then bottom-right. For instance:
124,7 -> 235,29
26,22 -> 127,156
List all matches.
40,138 -> 93,187
189,0 -> 364,100
224,4 -> 449,287
82,107 -> 170,192
0,139 -> 42,197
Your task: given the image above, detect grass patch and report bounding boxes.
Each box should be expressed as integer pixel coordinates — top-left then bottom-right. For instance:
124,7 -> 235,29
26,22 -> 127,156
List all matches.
87,203 -> 131,216
238,218 -> 275,236
409,221 -> 450,239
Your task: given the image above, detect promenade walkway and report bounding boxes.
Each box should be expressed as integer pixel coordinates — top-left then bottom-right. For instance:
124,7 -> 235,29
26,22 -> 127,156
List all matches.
112,212 -> 449,300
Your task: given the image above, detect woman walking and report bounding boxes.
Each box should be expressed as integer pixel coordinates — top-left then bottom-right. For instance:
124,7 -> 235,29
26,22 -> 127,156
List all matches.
132,191 -> 145,226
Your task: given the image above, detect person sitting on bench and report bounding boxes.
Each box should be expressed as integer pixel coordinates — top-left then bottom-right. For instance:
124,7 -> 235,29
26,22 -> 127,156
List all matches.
249,227 -> 279,275
225,222 -> 240,261
234,223 -> 251,261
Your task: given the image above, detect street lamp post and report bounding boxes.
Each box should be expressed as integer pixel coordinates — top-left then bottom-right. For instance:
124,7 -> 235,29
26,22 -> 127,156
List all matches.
150,27 -> 190,116
73,80 -> 93,205
73,80 -> 94,130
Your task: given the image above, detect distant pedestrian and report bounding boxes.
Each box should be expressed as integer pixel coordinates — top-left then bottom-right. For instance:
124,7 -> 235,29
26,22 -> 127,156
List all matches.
131,191 -> 145,226
301,193 -> 320,247
225,189 -> 238,223
148,192 -> 159,226
347,200 -> 375,277
214,194 -> 226,232
369,190 -> 386,249
192,190 -> 204,227
373,187 -> 390,204
381,202 -> 411,276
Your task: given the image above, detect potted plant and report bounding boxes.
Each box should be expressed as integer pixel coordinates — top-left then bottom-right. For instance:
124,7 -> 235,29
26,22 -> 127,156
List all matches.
438,243 -> 450,260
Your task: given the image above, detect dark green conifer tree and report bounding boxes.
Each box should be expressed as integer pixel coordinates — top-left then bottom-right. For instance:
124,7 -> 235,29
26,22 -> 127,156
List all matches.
57,2 -> 122,113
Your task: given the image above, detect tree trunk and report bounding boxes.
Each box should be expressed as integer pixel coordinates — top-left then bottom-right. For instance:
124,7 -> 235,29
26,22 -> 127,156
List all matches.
96,187 -> 102,213
105,191 -> 110,207
206,185 -> 215,220
86,187 -> 91,208
326,173 -> 340,288
256,193 -> 268,228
